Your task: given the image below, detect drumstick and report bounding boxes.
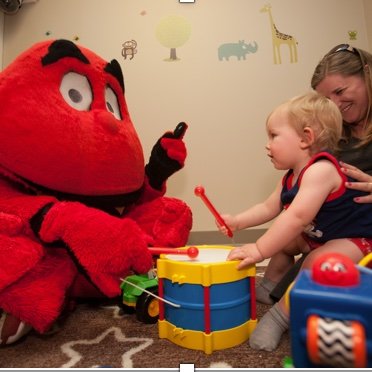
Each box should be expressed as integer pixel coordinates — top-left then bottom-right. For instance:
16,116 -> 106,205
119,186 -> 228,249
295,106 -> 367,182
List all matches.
194,185 -> 234,238
148,246 -> 199,259
120,278 -> 180,308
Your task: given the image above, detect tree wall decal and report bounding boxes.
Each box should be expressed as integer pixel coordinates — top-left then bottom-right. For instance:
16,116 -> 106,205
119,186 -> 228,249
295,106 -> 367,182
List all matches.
156,15 -> 191,61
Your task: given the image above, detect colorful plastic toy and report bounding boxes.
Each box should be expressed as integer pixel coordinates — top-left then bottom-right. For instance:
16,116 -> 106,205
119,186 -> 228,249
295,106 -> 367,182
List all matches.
289,253 -> 372,368
120,271 -> 159,324
156,245 -> 256,354
120,247 -> 198,324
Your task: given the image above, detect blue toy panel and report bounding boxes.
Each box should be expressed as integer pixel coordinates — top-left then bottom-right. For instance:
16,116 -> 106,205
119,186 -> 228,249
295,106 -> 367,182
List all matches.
290,269 -> 372,368
163,277 -> 251,331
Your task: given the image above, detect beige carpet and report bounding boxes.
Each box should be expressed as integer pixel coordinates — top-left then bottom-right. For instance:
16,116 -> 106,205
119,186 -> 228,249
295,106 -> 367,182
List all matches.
0,270 -> 291,369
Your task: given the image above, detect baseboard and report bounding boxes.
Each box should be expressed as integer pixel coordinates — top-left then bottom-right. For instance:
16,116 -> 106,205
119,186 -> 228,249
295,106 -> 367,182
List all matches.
187,228 -> 266,245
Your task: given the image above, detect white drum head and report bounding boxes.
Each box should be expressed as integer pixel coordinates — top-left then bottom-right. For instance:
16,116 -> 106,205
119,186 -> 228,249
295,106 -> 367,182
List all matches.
165,248 -> 230,263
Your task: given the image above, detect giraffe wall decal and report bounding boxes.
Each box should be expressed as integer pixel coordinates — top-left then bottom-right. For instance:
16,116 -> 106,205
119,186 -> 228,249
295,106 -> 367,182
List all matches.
260,4 -> 298,64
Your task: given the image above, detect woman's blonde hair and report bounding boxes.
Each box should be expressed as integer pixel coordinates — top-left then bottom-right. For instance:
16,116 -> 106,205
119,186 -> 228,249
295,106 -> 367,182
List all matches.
311,44 -> 372,146
270,91 -> 343,155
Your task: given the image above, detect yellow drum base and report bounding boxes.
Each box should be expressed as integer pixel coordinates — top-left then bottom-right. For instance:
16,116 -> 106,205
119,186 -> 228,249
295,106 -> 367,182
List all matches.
158,318 -> 257,354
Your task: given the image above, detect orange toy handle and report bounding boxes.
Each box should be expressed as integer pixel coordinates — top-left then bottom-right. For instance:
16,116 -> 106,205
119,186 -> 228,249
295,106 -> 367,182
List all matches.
194,185 -> 233,238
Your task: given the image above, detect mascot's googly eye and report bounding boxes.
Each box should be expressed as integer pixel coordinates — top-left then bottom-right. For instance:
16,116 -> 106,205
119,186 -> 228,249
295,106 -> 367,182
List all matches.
60,72 -> 93,111
105,85 -> 121,120
320,262 -> 331,271
320,261 -> 346,272
332,262 -> 346,272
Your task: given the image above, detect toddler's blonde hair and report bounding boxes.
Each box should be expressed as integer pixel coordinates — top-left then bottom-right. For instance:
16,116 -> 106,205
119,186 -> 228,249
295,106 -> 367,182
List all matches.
269,91 -> 343,155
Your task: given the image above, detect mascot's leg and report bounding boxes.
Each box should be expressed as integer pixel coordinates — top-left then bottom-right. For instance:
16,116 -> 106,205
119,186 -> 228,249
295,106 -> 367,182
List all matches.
0,247 -> 77,345
0,235 -> 45,345
126,196 -> 192,247
0,310 -> 33,346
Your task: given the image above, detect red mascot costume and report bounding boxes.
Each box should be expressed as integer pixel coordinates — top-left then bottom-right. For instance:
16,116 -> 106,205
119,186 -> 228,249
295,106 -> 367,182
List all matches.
0,39 -> 192,345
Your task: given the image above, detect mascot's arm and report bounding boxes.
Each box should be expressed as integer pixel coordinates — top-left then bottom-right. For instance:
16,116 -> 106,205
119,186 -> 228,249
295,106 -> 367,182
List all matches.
0,181 -> 61,294
30,201 -> 153,297
0,179 -> 57,222
144,122 -> 188,196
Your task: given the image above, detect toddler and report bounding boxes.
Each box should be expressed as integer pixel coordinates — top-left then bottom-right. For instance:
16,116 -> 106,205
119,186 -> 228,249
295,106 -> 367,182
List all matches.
218,91 -> 372,351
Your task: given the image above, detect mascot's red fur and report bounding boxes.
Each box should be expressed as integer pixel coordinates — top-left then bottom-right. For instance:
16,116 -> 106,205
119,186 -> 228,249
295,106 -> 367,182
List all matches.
0,39 -> 192,344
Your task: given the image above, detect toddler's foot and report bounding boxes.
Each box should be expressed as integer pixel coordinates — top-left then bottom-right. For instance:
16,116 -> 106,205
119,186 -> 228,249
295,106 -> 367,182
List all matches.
249,303 -> 289,351
255,277 -> 276,304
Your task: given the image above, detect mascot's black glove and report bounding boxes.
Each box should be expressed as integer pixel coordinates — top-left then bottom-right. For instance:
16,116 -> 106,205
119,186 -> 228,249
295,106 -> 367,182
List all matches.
145,122 -> 188,190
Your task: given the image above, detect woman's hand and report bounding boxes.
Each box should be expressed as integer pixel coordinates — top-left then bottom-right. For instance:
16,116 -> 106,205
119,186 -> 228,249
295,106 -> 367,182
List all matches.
340,161 -> 372,203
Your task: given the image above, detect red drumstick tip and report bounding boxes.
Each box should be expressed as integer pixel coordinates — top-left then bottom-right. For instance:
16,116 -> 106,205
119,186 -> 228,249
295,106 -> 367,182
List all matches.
194,185 -> 205,197
187,246 -> 199,259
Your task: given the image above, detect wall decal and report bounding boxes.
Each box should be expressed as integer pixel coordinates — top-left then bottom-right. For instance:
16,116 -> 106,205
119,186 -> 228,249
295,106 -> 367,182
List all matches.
260,4 -> 298,64
348,30 -> 357,40
218,40 -> 258,61
122,40 -> 138,60
156,15 -> 191,61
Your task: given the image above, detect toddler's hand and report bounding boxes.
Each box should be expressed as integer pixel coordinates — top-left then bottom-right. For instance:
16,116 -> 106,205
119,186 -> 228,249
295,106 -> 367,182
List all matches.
227,243 -> 264,269
216,214 -> 238,236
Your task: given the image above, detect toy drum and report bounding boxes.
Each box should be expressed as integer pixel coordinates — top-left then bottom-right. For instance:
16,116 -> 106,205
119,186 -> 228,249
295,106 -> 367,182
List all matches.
157,245 -> 256,354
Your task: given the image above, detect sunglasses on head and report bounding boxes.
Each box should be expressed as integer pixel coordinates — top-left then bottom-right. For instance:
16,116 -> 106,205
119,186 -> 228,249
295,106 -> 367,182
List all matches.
331,43 -> 359,55
330,43 -> 369,77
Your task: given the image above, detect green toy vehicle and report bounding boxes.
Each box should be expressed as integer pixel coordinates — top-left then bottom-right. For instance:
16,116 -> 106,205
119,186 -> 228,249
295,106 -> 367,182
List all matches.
120,270 -> 159,324
120,247 -> 196,324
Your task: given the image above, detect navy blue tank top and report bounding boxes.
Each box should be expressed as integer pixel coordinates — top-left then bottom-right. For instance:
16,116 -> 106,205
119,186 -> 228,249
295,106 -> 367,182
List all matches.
281,152 -> 372,243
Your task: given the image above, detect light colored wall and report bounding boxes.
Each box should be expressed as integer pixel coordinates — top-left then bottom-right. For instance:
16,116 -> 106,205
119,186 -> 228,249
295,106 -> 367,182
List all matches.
2,0 -> 370,235
364,0 -> 372,50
